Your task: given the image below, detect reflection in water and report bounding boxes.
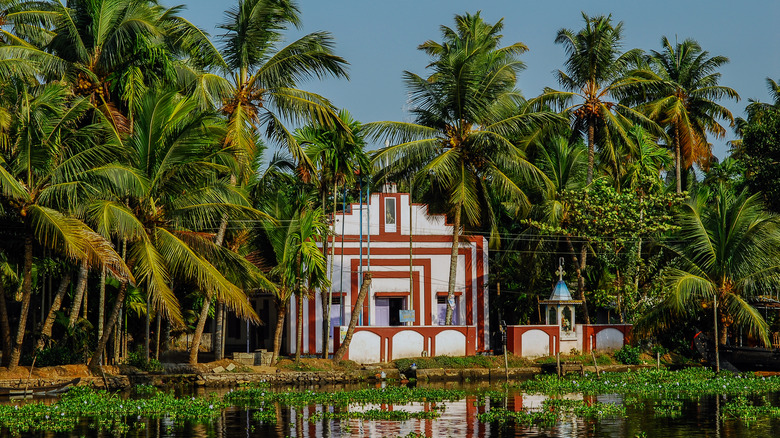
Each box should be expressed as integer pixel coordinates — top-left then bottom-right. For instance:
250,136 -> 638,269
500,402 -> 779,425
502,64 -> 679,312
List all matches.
5,384 -> 780,437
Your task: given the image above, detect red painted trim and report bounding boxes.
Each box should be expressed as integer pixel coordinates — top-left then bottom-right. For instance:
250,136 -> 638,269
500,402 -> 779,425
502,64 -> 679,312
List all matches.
435,291 -> 463,296
337,325 -> 478,361
332,234 -> 484,244
350,259 -> 427,326
465,245 -> 473,327
506,325 -> 560,356
374,291 -> 411,297
475,238 -> 485,350
581,324 -> 633,353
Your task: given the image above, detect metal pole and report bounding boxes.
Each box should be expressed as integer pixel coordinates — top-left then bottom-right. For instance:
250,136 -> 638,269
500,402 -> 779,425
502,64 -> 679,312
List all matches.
340,185 -> 346,327
358,177 -> 363,326
714,293 -> 720,373
366,176 -> 371,326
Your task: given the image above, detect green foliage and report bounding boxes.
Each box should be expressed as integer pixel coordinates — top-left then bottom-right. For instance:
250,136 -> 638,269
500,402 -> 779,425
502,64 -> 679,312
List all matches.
123,347 -> 163,373
741,110 -> 780,213
478,398 -> 625,425
27,345 -> 82,367
614,345 -> 642,365
517,368 -> 780,396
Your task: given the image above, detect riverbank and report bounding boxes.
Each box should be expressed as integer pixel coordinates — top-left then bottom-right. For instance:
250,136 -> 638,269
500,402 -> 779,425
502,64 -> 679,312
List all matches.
0,355 -> 666,391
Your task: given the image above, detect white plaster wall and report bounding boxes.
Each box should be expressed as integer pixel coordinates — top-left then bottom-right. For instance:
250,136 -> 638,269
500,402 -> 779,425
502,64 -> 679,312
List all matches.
560,339 -> 580,354
392,330 -> 425,360
521,330 -> 550,358
349,331 -> 382,364
434,330 -> 466,356
595,328 -> 625,351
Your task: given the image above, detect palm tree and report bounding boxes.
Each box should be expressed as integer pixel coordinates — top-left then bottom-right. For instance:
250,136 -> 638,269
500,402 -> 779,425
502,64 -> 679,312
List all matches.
0,0 -> 210,131
369,12 -> 555,324
0,82 -> 132,368
257,180 -> 329,362
637,184 -> 780,347
83,90 -> 267,367
181,0 -> 349,176
637,37 -> 739,193
296,109 -> 368,357
535,12 -> 656,184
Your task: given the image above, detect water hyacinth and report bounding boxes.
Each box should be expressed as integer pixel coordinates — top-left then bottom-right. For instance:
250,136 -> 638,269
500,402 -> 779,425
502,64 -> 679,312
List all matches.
517,368 -> 780,396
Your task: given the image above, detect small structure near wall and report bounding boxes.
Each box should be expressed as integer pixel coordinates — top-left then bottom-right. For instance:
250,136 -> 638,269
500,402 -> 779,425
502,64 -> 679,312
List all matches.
505,260 -> 631,358
539,260 -> 582,352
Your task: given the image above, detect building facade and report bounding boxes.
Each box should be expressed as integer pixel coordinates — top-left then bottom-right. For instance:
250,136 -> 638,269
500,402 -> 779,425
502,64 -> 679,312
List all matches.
287,184 -> 490,358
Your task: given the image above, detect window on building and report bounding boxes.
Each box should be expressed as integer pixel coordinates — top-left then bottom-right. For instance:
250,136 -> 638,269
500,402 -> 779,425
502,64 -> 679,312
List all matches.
330,296 -> 342,330
385,198 -> 397,232
437,295 -> 459,325
548,307 -> 557,326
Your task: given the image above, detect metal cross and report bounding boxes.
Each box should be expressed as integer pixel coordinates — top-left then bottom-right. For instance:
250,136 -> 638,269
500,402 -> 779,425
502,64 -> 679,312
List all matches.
556,257 -> 565,280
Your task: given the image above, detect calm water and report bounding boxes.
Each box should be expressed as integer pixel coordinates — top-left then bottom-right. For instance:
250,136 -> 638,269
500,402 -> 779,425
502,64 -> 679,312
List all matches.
4,383 -> 780,438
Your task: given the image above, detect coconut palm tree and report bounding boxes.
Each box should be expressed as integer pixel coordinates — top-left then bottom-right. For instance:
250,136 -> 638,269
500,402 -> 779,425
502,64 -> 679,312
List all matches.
535,12 -> 656,184
296,109 -> 368,357
636,37 -> 739,193
256,179 -> 328,362
83,90 -> 267,367
369,12 -> 556,324
637,184 -> 780,347
0,0 -> 211,132
0,82 -> 132,368
179,0 -> 349,177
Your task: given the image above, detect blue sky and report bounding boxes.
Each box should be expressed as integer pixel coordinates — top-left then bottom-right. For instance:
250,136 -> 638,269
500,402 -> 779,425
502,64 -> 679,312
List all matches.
172,0 -> 780,159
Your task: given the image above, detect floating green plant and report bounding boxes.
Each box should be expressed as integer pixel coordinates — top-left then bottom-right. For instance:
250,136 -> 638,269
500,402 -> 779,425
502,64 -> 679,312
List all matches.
518,368 -> 780,396
478,398 -> 625,426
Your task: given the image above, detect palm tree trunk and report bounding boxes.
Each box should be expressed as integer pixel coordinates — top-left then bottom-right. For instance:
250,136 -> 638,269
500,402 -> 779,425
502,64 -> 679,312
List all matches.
98,267 -> 105,362
35,272 -> 72,350
323,180 -> 338,358
674,124 -> 682,194
189,294 -> 212,365
296,292 -> 305,363
0,283 -> 12,366
214,301 -> 224,360
587,121 -> 595,184
272,302 -> 287,363
191,215 -> 230,365
67,261 -> 89,328
9,234 -> 34,369
333,273 -> 372,361
445,204 -> 462,325
89,280 -> 128,369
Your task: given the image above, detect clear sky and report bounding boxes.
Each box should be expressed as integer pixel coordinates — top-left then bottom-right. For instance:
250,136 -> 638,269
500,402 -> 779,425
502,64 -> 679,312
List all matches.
170,0 -> 780,159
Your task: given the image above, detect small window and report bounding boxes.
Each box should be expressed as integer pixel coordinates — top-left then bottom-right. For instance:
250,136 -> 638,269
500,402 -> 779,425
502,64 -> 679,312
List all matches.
548,307 -> 557,325
385,198 -> 396,224
384,198 -> 397,233
437,295 -> 459,325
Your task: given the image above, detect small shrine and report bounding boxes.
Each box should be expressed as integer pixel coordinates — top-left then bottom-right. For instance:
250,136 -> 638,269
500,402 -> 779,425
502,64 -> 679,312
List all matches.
539,259 -> 582,339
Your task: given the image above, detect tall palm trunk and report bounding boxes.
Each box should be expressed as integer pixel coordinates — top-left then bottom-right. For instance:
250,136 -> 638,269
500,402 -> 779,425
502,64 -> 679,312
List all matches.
9,234 -> 34,368
97,267 -> 105,360
296,292 -> 305,363
190,216 -> 229,364
36,272 -> 73,350
67,261 -> 89,328
89,280 -> 128,369
0,283 -> 12,366
587,121 -> 596,184
333,273 -> 372,361
272,302 -> 287,363
445,204 -> 462,325
323,180 -> 338,358
674,124 -> 682,194
189,295 -> 212,365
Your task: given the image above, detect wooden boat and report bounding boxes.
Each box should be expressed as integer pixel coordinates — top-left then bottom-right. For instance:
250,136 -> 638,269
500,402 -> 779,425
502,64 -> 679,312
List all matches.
693,331 -> 780,372
0,377 -> 81,397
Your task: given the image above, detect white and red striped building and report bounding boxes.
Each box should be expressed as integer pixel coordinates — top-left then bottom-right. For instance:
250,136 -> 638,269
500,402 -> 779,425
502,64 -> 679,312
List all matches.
286,184 -> 490,361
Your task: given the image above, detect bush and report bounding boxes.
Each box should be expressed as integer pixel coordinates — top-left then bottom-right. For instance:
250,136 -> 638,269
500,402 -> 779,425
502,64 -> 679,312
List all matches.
26,345 -> 82,367
124,347 -> 163,372
614,345 -> 642,365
